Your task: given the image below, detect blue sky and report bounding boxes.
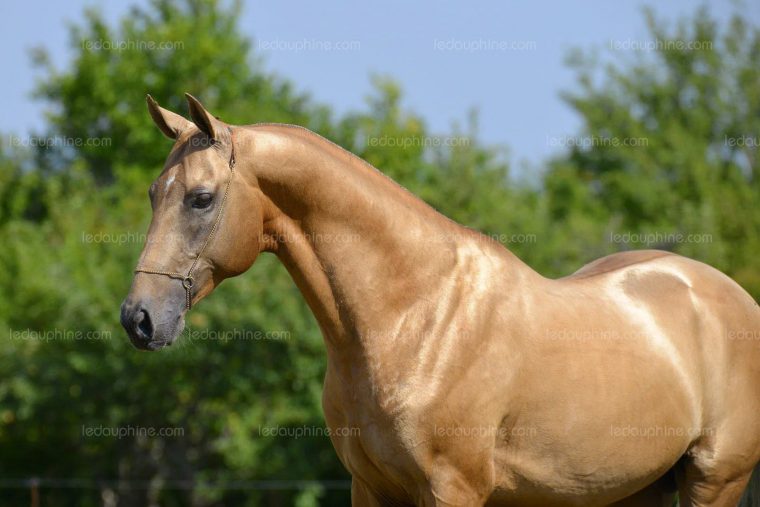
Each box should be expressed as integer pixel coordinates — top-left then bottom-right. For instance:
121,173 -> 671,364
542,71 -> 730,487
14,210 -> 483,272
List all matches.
1,0 -> 757,169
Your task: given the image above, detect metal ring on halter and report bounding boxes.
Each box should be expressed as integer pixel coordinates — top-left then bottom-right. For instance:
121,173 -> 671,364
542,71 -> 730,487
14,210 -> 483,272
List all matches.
133,127 -> 236,311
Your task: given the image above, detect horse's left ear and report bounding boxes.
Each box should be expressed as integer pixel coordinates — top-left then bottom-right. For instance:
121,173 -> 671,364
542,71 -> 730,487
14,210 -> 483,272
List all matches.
185,93 -> 226,140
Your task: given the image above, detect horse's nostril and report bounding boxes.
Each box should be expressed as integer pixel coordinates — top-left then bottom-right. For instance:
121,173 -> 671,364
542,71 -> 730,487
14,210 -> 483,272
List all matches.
136,309 -> 154,340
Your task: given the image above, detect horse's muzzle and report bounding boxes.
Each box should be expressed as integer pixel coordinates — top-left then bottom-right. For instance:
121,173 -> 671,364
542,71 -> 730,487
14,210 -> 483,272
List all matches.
120,299 -> 174,351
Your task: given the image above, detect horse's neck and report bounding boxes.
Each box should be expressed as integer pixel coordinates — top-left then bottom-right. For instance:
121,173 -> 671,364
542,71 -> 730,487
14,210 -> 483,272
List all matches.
240,125 -> 512,348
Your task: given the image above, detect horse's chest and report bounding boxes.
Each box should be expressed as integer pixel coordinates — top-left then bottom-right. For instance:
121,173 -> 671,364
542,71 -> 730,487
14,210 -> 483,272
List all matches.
323,369 -> 423,498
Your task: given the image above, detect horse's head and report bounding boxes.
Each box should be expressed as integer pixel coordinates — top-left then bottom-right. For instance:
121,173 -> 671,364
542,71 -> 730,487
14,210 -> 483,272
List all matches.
121,94 -> 264,350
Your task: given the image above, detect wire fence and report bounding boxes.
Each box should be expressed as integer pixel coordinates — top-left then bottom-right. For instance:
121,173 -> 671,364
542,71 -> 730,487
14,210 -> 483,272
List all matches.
0,477 -> 351,490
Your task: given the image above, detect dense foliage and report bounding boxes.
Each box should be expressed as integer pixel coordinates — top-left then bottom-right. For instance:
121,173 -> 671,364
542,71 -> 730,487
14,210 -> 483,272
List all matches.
1,1 -> 758,505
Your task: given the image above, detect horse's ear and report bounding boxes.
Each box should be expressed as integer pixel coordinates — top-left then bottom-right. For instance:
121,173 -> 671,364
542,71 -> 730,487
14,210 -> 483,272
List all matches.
146,95 -> 191,140
185,93 -> 226,141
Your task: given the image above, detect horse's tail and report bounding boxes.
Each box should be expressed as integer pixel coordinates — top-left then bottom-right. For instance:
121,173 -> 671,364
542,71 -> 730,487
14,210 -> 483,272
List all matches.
739,464 -> 760,507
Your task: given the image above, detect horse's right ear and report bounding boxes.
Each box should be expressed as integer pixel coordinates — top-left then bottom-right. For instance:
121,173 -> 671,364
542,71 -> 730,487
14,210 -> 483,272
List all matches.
146,95 -> 192,140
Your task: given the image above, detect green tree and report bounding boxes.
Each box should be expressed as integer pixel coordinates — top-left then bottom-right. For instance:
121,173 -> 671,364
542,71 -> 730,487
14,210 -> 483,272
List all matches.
544,8 -> 760,296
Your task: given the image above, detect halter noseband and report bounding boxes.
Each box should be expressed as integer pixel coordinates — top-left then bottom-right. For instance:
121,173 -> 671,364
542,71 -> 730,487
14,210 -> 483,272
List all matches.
134,128 -> 236,310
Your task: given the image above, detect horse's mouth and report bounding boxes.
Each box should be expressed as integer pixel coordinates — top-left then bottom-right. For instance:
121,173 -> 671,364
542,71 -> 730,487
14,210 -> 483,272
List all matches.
128,333 -> 173,351
141,339 -> 173,351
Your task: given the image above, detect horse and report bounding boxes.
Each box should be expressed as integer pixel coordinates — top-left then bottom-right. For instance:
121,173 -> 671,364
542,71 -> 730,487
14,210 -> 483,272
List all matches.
121,94 -> 760,506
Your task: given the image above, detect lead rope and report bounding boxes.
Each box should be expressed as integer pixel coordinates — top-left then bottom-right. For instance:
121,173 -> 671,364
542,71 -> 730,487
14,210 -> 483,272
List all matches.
134,128 -> 236,310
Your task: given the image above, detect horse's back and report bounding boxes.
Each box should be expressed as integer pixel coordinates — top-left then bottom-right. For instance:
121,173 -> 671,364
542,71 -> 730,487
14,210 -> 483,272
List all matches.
561,249 -> 760,364
562,249 -> 759,329
564,249 -> 676,280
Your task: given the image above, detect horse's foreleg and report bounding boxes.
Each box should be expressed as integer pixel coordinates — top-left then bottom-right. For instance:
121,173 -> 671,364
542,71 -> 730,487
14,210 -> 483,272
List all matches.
676,453 -> 755,507
351,479 -> 388,507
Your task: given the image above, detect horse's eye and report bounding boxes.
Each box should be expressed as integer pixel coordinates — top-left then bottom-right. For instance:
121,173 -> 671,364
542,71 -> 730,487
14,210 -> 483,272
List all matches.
192,193 -> 213,209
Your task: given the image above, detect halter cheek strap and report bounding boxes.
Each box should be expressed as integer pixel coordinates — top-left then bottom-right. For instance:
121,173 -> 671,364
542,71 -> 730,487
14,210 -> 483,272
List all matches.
134,128 -> 236,310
